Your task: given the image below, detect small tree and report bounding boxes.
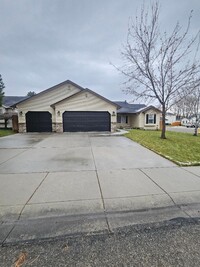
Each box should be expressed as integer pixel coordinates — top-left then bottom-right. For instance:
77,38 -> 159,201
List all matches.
117,2 -> 200,139
0,74 -> 5,106
27,91 -> 36,97
3,112 -> 12,129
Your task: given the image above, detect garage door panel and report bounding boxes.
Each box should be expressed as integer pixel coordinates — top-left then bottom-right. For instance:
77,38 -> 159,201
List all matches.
26,111 -> 52,132
63,111 -> 110,132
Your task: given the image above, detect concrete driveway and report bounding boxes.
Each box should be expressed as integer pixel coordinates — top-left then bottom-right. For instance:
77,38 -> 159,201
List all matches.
1,133 -> 200,244
0,133 -> 174,173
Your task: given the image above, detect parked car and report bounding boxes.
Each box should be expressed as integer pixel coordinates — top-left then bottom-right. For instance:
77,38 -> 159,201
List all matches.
186,123 -> 198,128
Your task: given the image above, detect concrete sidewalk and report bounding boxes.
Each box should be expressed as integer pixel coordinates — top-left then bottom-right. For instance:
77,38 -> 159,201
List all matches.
1,133 -> 200,244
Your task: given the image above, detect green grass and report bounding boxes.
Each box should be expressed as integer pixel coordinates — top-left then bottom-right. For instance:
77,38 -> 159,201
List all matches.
125,129 -> 200,166
0,129 -> 15,137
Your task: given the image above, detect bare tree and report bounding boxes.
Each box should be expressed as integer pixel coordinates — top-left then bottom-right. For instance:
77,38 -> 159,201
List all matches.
0,74 -> 5,106
2,112 -> 12,129
117,2 -> 200,138
0,111 -> 15,129
172,93 -> 199,119
182,86 -> 200,136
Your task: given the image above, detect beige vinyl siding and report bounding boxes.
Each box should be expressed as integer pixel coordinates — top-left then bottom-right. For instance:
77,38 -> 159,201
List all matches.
139,113 -> 145,128
130,109 -> 161,129
143,108 -> 161,129
54,91 -> 117,124
129,114 -> 141,128
17,84 -> 80,123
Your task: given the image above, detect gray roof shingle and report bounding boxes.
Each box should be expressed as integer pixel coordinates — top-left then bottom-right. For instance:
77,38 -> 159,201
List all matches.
3,96 -> 29,107
114,101 -> 146,113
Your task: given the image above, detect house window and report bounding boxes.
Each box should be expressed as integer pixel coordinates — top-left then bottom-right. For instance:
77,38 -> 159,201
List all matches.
117,115 -> 128,124
117,115 -> 121,123
146,114 -> 156,124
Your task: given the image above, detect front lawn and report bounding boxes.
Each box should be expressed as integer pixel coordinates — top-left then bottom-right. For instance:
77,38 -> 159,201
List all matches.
125,129 -> 200,166
0,129 -> 15,137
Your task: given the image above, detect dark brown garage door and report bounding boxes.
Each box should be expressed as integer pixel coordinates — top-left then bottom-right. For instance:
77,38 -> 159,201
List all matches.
63,111 -> 111,132
26,111 -> 52,132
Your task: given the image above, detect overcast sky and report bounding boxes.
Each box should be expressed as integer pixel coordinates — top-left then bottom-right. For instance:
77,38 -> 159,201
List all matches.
0,0 -> 199,102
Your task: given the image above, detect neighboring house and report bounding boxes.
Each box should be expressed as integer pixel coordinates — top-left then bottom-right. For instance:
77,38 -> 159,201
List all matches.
181,114 -> 200,126
0,106 -> 6,118
0,96 -> 28,128
181,117 -> 189,126
1,96 -> 28,113
165,112 -> 176,125
13,80 -> 118,133
115,101 -> 161,130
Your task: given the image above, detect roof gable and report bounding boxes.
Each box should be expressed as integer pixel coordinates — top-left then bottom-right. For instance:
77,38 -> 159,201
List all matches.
51,88 -> 119,108
12,80 -> 84,107
115,101 -> 161,114
139,105 -> 161,113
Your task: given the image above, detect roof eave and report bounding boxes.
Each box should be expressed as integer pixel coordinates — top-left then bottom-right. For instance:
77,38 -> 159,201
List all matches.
140,105 -> 162,113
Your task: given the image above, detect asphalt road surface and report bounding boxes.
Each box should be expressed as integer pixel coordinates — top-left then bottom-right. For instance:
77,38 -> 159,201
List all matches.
1,218 -> 200,267
166,126 -> 197,134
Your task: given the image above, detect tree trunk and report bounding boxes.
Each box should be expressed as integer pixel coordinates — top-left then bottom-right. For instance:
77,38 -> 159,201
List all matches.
194,126 -> 198,136
161,104 -> 166,139
4,119 -> 7,129
194,115 -> 198,136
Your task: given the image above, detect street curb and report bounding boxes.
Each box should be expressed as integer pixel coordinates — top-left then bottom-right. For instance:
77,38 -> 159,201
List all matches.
1,202 -> 200,246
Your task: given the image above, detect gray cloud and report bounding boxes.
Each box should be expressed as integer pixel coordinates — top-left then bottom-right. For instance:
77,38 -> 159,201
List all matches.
0,0 -> 200,102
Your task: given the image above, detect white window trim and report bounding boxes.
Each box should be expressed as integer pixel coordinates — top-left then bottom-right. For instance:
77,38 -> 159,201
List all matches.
146,113 -> 156,124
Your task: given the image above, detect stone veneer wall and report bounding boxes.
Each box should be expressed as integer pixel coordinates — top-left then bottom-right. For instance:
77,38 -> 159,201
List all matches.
111,122 -> 117,132
19,122 -> 114,133
56,123 -> 63,133
18,123 -> 26,133
52,123 -> 63,132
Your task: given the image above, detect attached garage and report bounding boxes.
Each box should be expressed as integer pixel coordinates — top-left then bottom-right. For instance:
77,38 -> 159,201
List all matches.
63,111 -> 111,132
26,111 -> 52,132
14,80 -> 118,133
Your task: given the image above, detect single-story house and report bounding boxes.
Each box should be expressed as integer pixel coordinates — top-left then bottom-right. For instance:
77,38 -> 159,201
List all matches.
115,101 -> 161,130
0,96 -> 28,128
165,112 -> 176,125
181,115 -> 199,126
181,117 -> 190,126
0,96 -> 28,115
13,80 -> 119,133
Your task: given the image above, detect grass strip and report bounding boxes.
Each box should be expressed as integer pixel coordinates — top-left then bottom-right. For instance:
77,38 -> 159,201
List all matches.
0,129 -> 15,137
125,129 -> 200,166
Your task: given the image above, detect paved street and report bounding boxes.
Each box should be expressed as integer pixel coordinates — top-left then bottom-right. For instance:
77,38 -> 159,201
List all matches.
1,219 -> 200,267
166,126 -> 197,133
0,133 -> 200,245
